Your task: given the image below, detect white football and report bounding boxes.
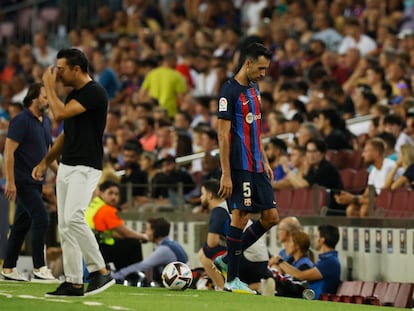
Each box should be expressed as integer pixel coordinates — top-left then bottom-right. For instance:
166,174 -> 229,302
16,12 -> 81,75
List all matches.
162,261 -> 193,290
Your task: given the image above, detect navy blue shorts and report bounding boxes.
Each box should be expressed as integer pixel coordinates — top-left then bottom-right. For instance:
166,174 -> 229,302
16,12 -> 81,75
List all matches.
227,170 -> 277,213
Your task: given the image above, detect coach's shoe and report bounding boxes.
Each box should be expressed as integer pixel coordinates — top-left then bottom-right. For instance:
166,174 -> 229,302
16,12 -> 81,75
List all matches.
45,282 -> 84,297
85,271 -> 115,296
1,268 -> 27,281
224,277 -> 256,295
32,266 -> 59,283
212,255 -> 228,279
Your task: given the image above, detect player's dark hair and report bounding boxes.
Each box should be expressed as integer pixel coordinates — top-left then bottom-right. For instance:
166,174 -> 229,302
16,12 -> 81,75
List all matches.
23,83 -> 43,108
238,42 -> 272,69
318,224 -> 339,248
201,179 -> 220,199
148,217 -> 170,240
57,48 -> 89,73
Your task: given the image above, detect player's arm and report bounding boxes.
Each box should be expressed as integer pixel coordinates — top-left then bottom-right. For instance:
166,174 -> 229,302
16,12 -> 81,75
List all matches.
3,138 -> 19,201
42,66 -> 86,121
261,141 -> 274,180
217,118 -> 232,198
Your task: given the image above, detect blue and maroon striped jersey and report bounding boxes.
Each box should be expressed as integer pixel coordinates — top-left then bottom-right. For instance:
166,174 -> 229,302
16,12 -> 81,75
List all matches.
217,78 -> 264,173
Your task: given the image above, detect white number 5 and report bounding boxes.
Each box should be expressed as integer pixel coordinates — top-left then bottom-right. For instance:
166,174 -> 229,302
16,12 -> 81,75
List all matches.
243,182 -> 251,198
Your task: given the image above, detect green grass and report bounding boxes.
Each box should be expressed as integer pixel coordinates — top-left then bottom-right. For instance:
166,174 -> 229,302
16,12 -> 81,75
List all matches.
0,282 -> 395,311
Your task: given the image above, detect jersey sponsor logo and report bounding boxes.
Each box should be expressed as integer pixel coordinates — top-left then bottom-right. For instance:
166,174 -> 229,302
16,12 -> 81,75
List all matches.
219,97 -> 228,112
242,99 -> 249,105
245,112 -> 262,124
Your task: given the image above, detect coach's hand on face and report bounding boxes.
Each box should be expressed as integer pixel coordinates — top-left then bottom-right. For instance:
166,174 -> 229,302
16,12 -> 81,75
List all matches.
42,65 -> 57,87
218,174 -> 232,199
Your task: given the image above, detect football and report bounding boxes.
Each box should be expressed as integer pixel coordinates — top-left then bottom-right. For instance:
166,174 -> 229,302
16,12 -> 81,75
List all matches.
162,261 -> 193,290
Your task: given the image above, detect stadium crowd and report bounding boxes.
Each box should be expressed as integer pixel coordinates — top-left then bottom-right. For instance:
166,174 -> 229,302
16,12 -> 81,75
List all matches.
0,0 -> 414,216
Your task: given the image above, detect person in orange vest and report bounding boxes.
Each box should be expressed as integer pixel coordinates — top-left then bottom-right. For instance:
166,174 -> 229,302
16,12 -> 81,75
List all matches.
85,180 -> 147,270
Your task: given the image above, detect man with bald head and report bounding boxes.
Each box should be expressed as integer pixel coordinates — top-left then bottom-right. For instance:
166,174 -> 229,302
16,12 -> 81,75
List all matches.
275,216 -> 302,262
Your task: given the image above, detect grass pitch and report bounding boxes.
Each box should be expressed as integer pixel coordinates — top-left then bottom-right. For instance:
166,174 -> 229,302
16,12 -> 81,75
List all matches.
0,281 -> 392,311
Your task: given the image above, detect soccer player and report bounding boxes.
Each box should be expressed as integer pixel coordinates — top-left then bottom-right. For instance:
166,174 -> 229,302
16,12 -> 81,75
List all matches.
216,42 -> 280,293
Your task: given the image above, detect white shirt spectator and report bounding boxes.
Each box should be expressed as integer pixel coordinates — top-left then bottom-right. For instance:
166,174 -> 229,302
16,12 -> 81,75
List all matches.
368,158 -> 403,195
338,34 -> 377,56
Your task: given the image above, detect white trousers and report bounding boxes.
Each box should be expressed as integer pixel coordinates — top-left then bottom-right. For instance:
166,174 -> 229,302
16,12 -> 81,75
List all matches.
56,163 -> 105,284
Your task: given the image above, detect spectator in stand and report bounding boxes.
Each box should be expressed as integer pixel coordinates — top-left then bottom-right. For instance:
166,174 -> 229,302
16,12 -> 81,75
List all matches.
32,32 -> 58,67
104,109 -> 121,139
296,122 -> 323,147
383,143 -> 414,190
119,139 -> 147,211
320,79 -> 355,119
199,127 -> 219,153
337,17 -> 377,57
271,224 -> 341,299
85,180 -> 147,270
335,137 -> 403,217
112,217 -> 188,285
376,131 -> 398,162
137,115 -> 157,152
151,155 -> 195,205
315,108 -> 353,150
403,112 -> 414,144
284,139 -> 345,215
104,134 -> 123,171
272,145 -> 307,190
311,11 -> 343,52
321,51 -> 350,85
155,120 -> 175,159
0,46 -> 22,84
192,49 -> 218,97
383,114 -> 412,152
91,50 -> 120,100
139,52 -> 187,118
348,85 -> 377,136
263,110 -> 286,138
265,137 -> 288,182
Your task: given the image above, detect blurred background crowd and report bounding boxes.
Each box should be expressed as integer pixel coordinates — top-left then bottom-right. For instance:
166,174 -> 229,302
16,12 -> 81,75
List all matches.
0,0 -> 414,218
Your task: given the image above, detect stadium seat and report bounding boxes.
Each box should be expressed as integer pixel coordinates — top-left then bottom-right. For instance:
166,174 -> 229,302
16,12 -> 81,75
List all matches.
393,282 -> 414,308
365,282 -> 388,305
336,281 -> 363,303
374,189 -> 393,217
352,169 -> 368,194
339,168 -> 356,192
384,189 -> 410,218
382,282 -> 400,306
274,188 -> 293,217
347,150 -> 365,170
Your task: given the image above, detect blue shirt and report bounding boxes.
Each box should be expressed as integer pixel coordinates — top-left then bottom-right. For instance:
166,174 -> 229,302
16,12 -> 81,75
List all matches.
112,236 -> 188,282
315,250 -> 341,295
217,78 -> 265,173
7,109 -> 52,183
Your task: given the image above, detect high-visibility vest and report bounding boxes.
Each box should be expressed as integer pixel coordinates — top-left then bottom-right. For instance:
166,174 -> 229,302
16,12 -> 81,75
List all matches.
85,196 -> 115,245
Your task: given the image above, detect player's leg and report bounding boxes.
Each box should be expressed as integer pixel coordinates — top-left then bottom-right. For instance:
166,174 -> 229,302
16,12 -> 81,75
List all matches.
241,173 -> 279,251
